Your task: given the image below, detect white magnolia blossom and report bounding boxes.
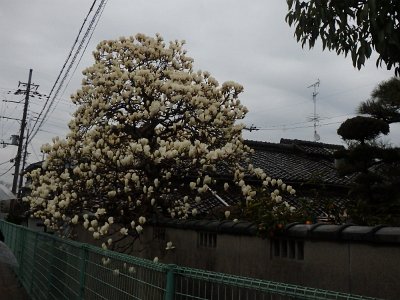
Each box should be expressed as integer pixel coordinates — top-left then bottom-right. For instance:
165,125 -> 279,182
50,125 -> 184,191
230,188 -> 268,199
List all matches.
120,227 -> 129,235
102,257 -> 111,266
224,183 -> 229,191
71,215 -> 79,225
165,241 -> 175,250
24,33 -> 297,244
90,219 -> 98,228
136,225 -> 143,234
95,208 -> 106,218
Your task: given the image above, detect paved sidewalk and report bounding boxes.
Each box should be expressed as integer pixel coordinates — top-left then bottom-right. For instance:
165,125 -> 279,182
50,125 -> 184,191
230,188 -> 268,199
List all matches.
0,263 -> 30,300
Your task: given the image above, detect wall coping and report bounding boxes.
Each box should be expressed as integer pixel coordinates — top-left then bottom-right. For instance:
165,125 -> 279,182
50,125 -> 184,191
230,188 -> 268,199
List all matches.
151,218 -> 400,244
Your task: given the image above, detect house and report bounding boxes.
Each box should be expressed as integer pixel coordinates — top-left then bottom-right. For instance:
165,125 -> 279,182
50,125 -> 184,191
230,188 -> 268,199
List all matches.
189,139 -> 353,221
24,139 -> 400,299
0,184 -> 16,218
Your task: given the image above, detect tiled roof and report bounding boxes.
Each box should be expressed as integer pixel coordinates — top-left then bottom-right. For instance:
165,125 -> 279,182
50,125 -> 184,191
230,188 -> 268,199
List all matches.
187,190 -> 241,215
280,138 -> 344,156
245,139 -> 352,186
23,161 -> 43,174
186,139 -> 352,217
186,188 -> 349,218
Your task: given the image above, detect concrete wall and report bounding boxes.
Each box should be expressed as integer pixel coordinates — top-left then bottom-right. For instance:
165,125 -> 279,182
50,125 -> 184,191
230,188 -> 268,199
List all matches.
135,225 -> 400,300
41,218 -> 399,299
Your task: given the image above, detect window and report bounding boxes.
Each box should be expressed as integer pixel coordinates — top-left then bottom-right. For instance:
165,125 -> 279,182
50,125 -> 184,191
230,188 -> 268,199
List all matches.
197,232 -> 217,248
272,239 -> 304,261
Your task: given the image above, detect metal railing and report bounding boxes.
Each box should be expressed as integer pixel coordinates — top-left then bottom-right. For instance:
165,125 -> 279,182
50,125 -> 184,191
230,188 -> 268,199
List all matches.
0,220 -> 377,300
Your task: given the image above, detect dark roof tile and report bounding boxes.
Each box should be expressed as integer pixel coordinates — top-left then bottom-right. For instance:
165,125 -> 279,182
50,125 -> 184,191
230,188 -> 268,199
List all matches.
245,139 -> 352,186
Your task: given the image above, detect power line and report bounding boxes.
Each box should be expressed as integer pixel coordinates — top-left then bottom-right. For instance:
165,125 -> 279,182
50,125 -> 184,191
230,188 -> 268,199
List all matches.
49,0 -> 108,120
28,0 -> 106,144
27,0 -> 98,141
0,164 -> 15,177
256,121 -> 343,131
0,159 -> 12,166
249,113 -> 355,132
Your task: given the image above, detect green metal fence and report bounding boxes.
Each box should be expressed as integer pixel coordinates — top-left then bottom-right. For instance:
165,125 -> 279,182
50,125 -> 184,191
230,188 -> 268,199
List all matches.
0,220 -> 377,300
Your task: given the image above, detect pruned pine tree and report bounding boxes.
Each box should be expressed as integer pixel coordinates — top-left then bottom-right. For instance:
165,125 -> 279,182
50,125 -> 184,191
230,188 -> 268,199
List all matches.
336,78 -> 400,225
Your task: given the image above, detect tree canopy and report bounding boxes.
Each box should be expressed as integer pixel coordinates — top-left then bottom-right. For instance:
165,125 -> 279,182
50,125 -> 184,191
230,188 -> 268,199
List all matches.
286,0 -> 400,74
358,77 -> 400,122
337,116 -> 389,143
336,78 -> 400,225
25,34 -> 297,250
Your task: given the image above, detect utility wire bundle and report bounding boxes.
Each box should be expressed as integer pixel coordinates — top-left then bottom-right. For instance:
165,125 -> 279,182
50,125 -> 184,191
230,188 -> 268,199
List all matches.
28,0 -> 107,144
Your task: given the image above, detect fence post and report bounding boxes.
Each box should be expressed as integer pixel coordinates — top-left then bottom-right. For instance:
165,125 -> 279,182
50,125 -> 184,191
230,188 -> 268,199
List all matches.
164,264 -> 177,300
79,244 -> 89,299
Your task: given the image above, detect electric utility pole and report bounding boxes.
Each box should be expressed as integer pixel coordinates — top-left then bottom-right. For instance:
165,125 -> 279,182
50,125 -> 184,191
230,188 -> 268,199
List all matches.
12,69 -> 32,195
17,126 -> 30,199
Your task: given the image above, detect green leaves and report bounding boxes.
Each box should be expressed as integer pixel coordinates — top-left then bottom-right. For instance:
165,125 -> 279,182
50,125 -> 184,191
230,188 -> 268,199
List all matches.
337,116 -> 389,143
335,77 -> 400,226
286,0 -> 400,74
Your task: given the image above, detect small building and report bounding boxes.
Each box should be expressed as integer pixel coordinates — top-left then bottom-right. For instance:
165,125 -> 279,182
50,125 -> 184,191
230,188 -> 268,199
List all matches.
0,184 -> 16,219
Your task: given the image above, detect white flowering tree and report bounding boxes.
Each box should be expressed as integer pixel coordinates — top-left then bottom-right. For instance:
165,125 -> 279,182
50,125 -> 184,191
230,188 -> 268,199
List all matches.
25,34 -> 296,252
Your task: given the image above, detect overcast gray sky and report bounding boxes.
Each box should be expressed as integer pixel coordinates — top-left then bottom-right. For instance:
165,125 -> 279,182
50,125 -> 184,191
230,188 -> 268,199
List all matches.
0,0 -> 398,185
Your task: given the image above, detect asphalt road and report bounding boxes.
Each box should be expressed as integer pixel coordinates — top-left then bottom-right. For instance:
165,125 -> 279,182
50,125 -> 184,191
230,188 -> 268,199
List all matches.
0,263 -> 30,300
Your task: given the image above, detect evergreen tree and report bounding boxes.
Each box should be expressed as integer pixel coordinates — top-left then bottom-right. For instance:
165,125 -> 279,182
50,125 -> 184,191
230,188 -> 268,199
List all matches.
336,78 -> 400,225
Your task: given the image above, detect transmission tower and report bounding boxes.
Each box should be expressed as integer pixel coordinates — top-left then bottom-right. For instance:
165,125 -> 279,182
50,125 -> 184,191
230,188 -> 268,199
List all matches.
307,79 -> 320,142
